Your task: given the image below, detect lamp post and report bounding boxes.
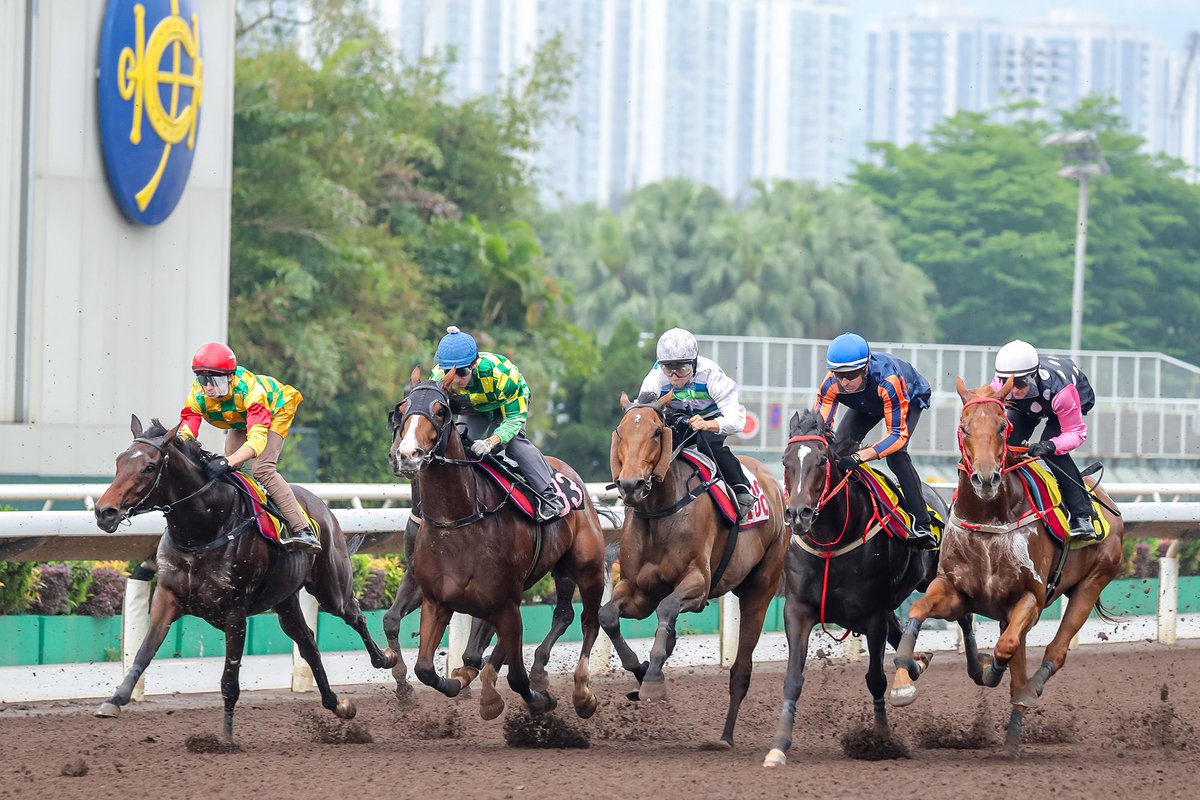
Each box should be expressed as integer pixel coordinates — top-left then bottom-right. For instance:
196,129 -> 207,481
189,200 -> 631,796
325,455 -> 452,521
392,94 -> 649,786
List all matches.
1041,130 -> 1109,358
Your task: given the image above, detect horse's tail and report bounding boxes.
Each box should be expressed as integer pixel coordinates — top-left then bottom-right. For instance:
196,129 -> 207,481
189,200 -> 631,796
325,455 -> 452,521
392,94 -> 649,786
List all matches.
346,533 -> 367,556
1093,597 -> 1122,625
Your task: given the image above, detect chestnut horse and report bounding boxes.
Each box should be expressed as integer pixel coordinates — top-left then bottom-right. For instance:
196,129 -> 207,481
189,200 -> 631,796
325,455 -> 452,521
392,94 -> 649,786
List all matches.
388,369 -> 607,720
603,392 -> 787,748
890,378 -> 1124,757
93,416 -> 395,739
762,409 -> 950,767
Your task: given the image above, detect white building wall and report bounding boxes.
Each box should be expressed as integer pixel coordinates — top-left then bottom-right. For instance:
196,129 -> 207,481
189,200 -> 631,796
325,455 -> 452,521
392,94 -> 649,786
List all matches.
0,0 -> 236,478
0,1 -> 30,425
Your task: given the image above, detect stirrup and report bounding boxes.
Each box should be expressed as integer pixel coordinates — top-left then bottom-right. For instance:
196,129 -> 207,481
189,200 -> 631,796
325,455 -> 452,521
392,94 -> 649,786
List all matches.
284,526 -> 322,554
906,525 -> 937,550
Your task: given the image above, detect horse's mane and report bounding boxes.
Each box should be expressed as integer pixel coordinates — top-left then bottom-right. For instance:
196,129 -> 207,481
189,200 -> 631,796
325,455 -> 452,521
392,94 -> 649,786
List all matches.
144,418 -> 219,463
635,391 -> 660,406
788,409 -> 859,458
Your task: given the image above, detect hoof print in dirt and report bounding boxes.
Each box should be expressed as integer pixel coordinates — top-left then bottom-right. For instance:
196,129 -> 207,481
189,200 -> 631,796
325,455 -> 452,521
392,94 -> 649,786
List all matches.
184,734 -> 242,754
61,759 -> 89,777
841,727 -> 910,760
502,710 -> 589,749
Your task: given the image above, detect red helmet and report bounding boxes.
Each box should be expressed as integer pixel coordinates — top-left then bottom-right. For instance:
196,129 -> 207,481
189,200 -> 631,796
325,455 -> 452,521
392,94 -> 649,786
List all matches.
191,342 -> 237,374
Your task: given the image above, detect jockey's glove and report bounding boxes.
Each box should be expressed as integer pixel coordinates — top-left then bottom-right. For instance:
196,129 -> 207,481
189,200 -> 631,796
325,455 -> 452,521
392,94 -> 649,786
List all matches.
204,456 -> 234,480
838,452 -> 863,472
470,438 -> 497,458
1027,440 -> 1056,458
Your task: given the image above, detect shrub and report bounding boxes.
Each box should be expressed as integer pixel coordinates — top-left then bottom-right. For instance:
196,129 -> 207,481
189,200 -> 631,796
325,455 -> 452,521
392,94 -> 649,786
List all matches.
350,553 -> 372,598
522,573 -> 556,604
79,567 -> 127,616
0,561 -> 35,614
30,564 -> 72,615
359,567 -> 389,610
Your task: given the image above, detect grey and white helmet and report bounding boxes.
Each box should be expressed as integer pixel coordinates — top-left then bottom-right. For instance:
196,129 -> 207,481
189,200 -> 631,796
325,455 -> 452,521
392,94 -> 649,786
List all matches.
656,328 -> 699,362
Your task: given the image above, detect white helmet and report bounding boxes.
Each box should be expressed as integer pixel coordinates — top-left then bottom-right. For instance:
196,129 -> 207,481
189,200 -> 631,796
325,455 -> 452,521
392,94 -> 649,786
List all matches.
994,339 -> 1039,377
656,328 -> 698,362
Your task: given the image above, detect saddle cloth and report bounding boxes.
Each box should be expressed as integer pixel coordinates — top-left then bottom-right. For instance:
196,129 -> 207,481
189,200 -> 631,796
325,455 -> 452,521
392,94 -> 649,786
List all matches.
475,454 -> 586,523
230,472 -> 319,545
1015,461 -> 1112,549
855,464 -> 945,547
677,449 -> 771,529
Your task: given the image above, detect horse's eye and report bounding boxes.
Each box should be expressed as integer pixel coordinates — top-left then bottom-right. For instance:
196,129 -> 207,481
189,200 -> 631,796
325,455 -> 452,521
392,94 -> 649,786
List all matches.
652,427 -> 662,438
143,463 -> 156,473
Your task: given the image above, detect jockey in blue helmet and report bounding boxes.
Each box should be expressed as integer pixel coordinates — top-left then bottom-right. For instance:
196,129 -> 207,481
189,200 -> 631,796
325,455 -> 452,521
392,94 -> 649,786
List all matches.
814,333 -> 936,549
430,326 -> 565,522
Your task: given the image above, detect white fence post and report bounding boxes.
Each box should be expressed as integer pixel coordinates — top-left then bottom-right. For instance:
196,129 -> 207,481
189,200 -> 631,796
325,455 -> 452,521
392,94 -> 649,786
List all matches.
592,565 -> 613,672
291,589 -> 319,692
121,567 -> 153,702
445,612 -> 471,674
719,594 -> 739,667
844,633 -> 862,661
1159,539 -> 1182,645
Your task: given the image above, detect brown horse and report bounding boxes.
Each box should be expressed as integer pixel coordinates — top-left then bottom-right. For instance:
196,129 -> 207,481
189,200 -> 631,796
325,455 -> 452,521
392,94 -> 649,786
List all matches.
890,378 -> 1124,757
93,416 -> 395,739
603,392 -> 787,748
388,369 -> 607,720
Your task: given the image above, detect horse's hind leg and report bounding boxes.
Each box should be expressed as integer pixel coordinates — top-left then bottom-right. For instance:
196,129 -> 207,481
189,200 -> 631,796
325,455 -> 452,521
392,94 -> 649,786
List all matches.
571,552 -> 606,719
527,571 -> 577,692
381,569 -> 423,700
453,616 -> 496,689
217,614 -> 249,741
1018,573 -> 1110,707
891,576 -> 963,706
492,601 -> 556,716
763,599 -> 816,767
275,595 -> 355,721
95,586 -> 181,719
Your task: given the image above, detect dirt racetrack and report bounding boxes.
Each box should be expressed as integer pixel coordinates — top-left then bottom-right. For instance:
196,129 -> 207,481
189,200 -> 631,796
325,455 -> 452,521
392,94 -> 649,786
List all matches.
1,640 -> 1197,800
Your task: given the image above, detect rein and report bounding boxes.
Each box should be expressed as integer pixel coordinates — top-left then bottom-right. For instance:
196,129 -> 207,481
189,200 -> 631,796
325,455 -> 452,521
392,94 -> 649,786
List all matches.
120,436 -> 221,523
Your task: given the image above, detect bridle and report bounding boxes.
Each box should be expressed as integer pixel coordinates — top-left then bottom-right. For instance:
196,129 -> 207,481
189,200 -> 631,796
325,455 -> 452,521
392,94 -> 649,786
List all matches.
785,434 -> 854,522
612,402 -> 709,516
118,436 -> 220,523
956,396 -> 1029,477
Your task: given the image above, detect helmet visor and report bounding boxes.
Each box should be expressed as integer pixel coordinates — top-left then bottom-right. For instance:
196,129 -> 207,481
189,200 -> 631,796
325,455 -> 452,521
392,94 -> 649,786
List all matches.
196,373 -> 231,394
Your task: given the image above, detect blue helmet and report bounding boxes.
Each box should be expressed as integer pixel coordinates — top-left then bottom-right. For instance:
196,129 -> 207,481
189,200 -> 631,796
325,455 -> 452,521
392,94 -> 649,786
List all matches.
435,325 -> 478,369
826,332 -> 870,372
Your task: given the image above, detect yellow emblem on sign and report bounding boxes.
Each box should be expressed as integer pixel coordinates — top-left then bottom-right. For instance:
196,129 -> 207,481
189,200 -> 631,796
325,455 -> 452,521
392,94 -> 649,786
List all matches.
115,0 -> 203,211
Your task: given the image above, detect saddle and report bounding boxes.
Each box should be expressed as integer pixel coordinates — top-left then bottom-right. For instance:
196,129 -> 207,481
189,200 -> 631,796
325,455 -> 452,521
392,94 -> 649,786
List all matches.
229,472 -> 320,545
1015,462 -> 1112,548
472,450 -> 585,523
855,464 -> 945,547
677,449 -> 771,529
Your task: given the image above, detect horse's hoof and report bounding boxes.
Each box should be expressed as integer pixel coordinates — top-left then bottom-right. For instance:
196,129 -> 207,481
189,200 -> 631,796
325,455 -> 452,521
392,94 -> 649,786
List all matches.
1004,745 -> 1021,761
390,663 -> 408,684
1011,688 -> 1040,710
639,678 -> 666,702
763,748 -> 787,768
699,739 -> 733,752
574,694 -> 598,720
379,648 -> 398,669
479,664 -> 504,721
529,669 -> 550,693
626,690 -> 641,701
334,698 -> 357,719
889,667 -> 917,707
528,691 -> 557,716
631,660 -> 650,683
393,681 -> 416,706
450,666 -> 480,688
480,695 -> 505,721
94,702 -> 120,719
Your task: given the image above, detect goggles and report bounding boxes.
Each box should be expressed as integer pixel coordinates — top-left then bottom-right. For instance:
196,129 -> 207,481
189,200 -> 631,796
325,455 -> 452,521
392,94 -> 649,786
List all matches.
660,361 -> 694,377
833,367 -> 866,382
453,366 -> 473,378
1011,373 -> 1037,391
195,373 -> 231,394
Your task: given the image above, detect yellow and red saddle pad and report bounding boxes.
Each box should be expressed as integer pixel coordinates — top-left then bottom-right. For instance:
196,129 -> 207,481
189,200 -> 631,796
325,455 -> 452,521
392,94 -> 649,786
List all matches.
1015,461 -> 1111,548
855,464 -> 945,546
230,472 -> 317,544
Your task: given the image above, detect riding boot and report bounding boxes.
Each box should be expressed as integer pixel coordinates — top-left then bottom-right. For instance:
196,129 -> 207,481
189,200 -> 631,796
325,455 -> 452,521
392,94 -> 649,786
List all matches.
284,525 -> 323,554
1048,453 -> 1100,540
906,520 -> 938,550
536,487 -> 566,522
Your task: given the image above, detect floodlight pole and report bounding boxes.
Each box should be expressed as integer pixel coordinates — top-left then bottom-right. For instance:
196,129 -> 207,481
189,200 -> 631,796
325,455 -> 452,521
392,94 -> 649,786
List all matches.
1070,175 -> 1088,358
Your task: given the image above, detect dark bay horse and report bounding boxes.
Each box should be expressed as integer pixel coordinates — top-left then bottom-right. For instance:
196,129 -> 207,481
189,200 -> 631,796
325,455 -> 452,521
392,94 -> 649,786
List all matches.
604,392 -> 787,748
890,378 -> 1124,757
388,369 -> 607,720
763,409 -> 951,767
93,416 -> 395,739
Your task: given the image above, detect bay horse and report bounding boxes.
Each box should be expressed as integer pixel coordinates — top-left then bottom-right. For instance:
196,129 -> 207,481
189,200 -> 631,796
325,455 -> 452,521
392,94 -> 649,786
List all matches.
93,416 -> 395,739
603,392 -> 787,748
763,409 -> 953,767
890,378 -> 1124,757
387,368 -> 607,720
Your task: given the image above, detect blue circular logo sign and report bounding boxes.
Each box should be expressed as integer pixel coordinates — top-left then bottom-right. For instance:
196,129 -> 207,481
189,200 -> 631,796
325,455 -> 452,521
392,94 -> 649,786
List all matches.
97,0 -> 204,225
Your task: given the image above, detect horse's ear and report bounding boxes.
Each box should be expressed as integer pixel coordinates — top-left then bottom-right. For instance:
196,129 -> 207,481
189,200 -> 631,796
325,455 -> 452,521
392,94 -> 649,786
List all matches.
165,422 -> 182,441
620,391 -> 632,411
998,376 -> 1014,398
409,366 -> 422,387
609,431 -> 624,482
656,391 -> 675,409
955,376 -> 970,403
438,370 -> 456,390
653,424 -> 673,482
130,414 -> 143,437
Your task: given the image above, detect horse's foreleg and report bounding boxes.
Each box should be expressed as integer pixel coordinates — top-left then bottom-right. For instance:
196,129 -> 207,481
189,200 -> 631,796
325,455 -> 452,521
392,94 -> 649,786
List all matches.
453,616 -> 496,689
763,598 -> 816,768
95,585 -> 181,719
599,581 -> 655,690
413,597 -> 460,698
715,573 -> 776,749
1004,639 -> 1032,759
864,613 -> 893,736
275,595 -> 354,720
218,614 -> 247,741
492,601 -> 556,717
528,572 -> 577,693
891,576 -> 961,706
641,570 -> 708,702
986,592 -> 1039,689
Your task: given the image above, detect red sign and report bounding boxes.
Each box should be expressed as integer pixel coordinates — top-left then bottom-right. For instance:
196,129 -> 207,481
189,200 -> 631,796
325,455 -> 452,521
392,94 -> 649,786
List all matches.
737,410 -> 759,440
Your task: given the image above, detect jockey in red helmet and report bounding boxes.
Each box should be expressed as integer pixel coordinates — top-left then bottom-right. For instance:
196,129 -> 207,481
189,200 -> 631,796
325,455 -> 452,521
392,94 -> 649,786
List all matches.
179,342 -> 321,553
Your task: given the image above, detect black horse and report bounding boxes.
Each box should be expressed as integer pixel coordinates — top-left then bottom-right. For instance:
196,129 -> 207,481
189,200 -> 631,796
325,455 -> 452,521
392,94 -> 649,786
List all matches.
762,409 -> 957,767
93,416 -> 395,740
